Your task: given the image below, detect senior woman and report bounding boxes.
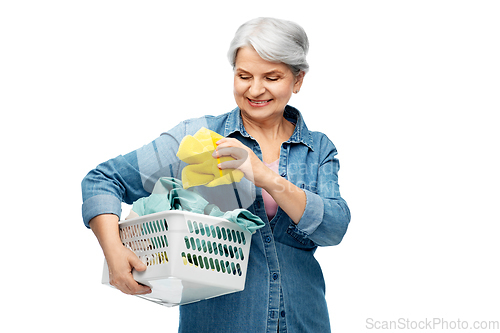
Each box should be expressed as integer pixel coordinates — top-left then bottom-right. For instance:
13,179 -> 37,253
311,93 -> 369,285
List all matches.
82,17 -> 350,332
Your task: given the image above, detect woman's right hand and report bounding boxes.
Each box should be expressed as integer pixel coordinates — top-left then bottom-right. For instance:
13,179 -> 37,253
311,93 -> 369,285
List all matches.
105,246 -> 152,295
90,214 -> 152,295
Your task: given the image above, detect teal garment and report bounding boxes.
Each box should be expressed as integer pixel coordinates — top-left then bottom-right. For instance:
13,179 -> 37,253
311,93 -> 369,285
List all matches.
204,204 -> 266,235
131,177 -> 264,234
132,177 -> 206,215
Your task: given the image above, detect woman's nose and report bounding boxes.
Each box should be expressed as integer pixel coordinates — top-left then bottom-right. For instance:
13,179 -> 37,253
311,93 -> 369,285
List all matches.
249,79 -> 265,96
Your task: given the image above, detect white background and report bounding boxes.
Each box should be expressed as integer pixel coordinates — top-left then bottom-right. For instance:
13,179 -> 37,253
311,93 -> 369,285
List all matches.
1,1 -> 499,332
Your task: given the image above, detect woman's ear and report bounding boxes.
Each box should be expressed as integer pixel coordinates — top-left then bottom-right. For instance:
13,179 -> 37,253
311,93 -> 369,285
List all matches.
294,71 -> 305,93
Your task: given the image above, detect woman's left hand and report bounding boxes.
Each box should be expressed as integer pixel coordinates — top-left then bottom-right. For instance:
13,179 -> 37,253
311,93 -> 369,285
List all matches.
213,137 -> 274,188
214,137 -> 306,224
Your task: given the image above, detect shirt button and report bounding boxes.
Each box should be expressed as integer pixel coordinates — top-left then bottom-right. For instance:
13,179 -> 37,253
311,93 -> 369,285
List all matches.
280,172 -> 286,177
272,273 -> 278,280
265,236 -> 272,243
281,311 -> 286,318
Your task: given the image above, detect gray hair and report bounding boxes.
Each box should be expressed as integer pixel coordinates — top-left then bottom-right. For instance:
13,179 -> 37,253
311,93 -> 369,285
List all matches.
228,17 -> 309,76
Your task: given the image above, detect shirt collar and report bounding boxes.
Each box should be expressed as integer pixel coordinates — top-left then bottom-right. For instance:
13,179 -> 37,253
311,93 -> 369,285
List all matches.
224,105 -> 314,151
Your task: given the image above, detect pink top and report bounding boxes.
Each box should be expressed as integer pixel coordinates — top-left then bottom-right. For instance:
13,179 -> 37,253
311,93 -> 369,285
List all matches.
262,159 -> 279,220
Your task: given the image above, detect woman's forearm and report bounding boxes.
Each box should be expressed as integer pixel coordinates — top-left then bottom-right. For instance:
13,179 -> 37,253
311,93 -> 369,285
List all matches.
89,213 -> 151,295
262,172 -> 306,224
89,214 -> 123,256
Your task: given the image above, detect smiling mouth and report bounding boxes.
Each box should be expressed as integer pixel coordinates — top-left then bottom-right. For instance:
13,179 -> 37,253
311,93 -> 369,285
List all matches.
248,98 -> 272,105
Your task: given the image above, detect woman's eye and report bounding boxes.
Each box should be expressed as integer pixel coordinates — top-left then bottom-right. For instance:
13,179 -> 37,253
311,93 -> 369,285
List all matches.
266,77 -> 279,81
239,75 -> 251,80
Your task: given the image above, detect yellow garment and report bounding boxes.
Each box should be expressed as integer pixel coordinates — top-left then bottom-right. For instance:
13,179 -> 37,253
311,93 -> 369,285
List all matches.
176,127 -> 244,189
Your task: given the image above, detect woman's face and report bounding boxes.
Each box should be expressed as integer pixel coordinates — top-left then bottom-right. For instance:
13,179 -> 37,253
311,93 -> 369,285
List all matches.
233,46 -> 304,123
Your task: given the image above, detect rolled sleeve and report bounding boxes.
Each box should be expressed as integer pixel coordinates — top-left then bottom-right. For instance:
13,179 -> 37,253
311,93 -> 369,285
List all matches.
82,194 -> 122,228
80,116 -> 218,229
295,189 -> 324,235
284,132 -> 351,247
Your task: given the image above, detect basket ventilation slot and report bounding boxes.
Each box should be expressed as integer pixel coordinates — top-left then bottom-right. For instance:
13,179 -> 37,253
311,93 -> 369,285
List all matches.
186,220 -> 246,245
181,252 -> 242,276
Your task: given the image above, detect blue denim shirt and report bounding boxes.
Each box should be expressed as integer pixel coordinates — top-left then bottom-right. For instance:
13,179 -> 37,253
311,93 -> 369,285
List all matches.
81,105 -> 350,333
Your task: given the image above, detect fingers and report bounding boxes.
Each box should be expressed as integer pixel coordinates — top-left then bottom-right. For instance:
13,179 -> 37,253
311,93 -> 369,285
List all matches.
213,138 -> 249,162
213,146 -> 250,174
108,249 -> 152,295
130,253 -> 147,272
213,137 -> 264,186
214,137 -> 247,151
214,137 -> 235,146
213,146 -> 248,161
123,279 -> 152,295
217,157 -> 245,170
110,269 -> 152,295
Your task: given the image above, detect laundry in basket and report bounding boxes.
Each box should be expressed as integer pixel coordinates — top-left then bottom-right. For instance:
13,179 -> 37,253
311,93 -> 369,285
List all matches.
129,177 -> 264,234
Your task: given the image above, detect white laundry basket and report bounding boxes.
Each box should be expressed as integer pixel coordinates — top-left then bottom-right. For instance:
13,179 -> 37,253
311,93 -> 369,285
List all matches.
102,210 -> 252,306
